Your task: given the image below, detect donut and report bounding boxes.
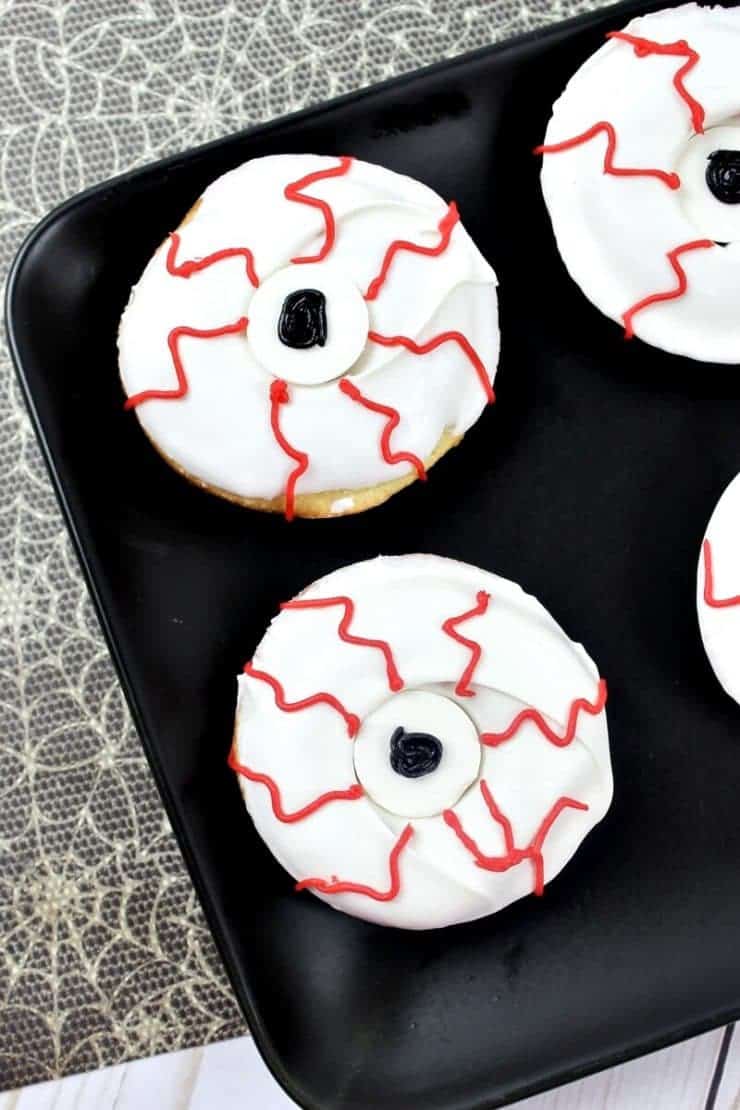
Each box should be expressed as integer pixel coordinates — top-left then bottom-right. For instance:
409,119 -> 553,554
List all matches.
230,555 -> 612,930
537,4 -> 740,363
118,155 -> 499,518
697,472 -> 740,704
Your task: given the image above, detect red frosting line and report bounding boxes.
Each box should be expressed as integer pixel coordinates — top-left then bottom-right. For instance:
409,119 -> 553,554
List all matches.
441,590 -> 491,697
702,538 -> 740,609
443,781 -> 589,896
368,329 -> 494,404
243,661 -> 360,738
621,239 -> 714,339
534,121 -> 681,190
339,378 -> 426,481
284,155 -> 353,265
295,823 -> 413,901
281,595 -> 404,691
606,30 -> 705,134
166,232 -> 259,287
227,747 -> 363,823
269,379 -> 309,522
364,201 -> 460,302
480,678 -> 608,749
124,315 -> 248,410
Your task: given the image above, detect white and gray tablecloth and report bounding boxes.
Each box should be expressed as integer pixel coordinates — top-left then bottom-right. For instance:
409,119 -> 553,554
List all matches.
0,0 -> 607,1091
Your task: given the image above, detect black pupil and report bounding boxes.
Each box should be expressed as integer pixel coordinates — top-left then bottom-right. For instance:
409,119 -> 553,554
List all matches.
706,150 -> 740,205
278,289 -> 327,348
389,726 -> 443,779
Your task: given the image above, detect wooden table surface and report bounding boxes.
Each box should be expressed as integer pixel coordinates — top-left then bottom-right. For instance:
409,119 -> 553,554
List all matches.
1,1025 -> 737,1109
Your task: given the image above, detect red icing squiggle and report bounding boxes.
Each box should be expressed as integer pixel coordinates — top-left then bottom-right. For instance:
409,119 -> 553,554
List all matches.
621,239 -> 714,339
244,661 -> 360,738
269,379 -> 309,522
284,156 -> 353,265
443,781 -> 588,896
166,232 -> 259,287
702,538 -> 740,609
368,329 -> 494,403
480,678 -> 608,749
441,590 -> 491,697
364,201 -> 460,302
296,823 -> 413,902
124,316 -> 248,410
227,747 -> 363,822
339,379 -> 426,481
281,595 -> 404,691
534,121 -> 680,190
607,31 -> 705,134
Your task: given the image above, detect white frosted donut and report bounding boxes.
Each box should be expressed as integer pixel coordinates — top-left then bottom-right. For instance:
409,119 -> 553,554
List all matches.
538,4 -> 740,363
697,472 -> 740,704
231,554 -> 612,930
118,155 -> 499,518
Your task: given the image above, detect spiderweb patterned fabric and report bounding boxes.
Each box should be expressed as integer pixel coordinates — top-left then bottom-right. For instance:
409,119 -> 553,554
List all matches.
0,0 -> 608,1090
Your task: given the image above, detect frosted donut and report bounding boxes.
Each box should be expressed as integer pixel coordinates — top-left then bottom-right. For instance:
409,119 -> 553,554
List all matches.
230,555 -> 612,930
118,155 -> 499,518
537,4 -> 740,363
697,472 -> 740,704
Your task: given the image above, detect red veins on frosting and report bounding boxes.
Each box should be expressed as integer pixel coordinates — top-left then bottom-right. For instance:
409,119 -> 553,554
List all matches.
124,316 -> 249,410
281,594 -> 404,691
441,590 -> 491,697
443,781 -> 589,896
368,329 -> 494,403
269,379 -> 310,522
166,232 -> 260,287
702,538 -> 740,609
480,678 -> 607,749
364,201 -> 460,301
244,661 -> 360,738
283,155 -> 353,265
296,823 -> 414,902
621,240 -> 714,339
606,31 -> 705,134
227,747 -> 363,823
534,121 -> 681,190
339,378 -> 427,481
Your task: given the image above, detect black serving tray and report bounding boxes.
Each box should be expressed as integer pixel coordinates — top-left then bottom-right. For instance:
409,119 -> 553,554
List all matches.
7,1 -> 740,1106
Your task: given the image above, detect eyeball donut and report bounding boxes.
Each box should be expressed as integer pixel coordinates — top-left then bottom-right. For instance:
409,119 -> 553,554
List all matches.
697,473 -> 740,704
118,155 -> 499,519
537,4 -> 740,363
230,555 -> 612,930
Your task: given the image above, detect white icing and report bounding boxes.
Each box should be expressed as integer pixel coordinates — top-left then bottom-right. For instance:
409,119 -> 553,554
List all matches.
353,690 -> 481,818
119,155 -> 499,503
329,496 -> 354,514
233,554 -> 612,930
247,262 -> 368,385
697,472 -> 740,704
677,124 -> 740,243
539,4 -> 740,362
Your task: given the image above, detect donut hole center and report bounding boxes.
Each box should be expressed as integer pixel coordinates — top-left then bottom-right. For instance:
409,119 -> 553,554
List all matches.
677,120 -> 740,245
353,690 -> 481,819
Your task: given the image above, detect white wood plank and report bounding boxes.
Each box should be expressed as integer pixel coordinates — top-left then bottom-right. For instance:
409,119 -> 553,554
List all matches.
188,1037 -> 298,1108
711,1025 -> 739,1110
517,1027 -> 723,1109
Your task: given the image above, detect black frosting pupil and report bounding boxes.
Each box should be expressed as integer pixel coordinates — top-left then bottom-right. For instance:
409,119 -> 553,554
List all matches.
389,726 -> 443,779
706,150 -> 740,205
278,288 -> 327,348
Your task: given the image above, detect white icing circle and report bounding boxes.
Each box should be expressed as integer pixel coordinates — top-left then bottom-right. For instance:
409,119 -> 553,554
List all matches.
539,4 -> 740,362
678,124 -> 740,243
233,554 -> 612,930
697,472 -> 740,704
353,690 -> 481,818
119,155 -> 499,508
247,262 -> 369,385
